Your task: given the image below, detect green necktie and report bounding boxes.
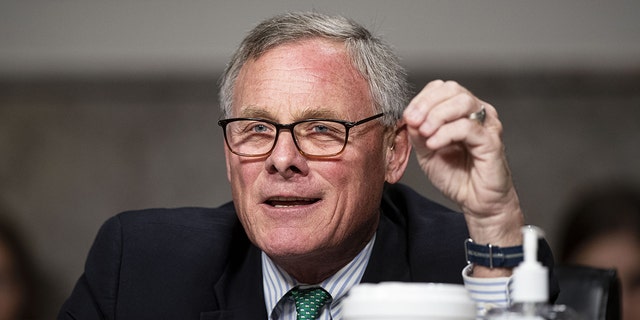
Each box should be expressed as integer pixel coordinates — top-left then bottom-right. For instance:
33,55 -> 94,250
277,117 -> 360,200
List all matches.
290,287 -> 331,320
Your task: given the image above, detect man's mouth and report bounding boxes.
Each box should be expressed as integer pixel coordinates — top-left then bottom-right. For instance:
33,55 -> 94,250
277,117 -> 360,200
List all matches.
265,197 -> 320,208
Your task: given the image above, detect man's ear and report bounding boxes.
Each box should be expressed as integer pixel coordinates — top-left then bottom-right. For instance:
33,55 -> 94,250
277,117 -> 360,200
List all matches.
385,123 -> 411,184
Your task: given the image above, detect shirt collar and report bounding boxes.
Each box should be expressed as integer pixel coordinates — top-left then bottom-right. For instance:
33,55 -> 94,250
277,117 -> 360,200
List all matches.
262,233 -> 376,318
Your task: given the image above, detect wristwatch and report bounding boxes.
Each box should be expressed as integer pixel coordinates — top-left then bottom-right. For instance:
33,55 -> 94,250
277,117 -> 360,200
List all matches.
464,238 -> 524,268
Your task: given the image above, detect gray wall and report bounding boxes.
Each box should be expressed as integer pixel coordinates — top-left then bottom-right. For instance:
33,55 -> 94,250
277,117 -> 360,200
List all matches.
3,1 -> 639,74
1,1 -> 639,318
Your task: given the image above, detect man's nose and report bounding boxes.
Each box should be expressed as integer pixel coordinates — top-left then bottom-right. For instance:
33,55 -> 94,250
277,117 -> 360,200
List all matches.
265,131 -> 309,177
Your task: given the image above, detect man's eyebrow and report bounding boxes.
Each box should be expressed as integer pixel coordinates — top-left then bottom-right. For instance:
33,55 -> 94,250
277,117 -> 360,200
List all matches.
237,106 -> 273,119
295,108 -> 341,120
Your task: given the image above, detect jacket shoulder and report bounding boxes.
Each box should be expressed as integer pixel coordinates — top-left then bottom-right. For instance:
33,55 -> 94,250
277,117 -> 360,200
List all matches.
382,183 -> 468,235
61,203 -> 245,319
381,183 -> 469,283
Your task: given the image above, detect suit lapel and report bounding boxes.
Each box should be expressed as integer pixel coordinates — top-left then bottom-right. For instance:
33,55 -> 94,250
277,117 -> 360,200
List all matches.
361,210 -> 412,283
209,231 -> 268,319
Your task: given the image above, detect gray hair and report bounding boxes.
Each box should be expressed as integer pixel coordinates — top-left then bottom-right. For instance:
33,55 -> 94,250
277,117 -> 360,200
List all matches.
218,12 -> 411,126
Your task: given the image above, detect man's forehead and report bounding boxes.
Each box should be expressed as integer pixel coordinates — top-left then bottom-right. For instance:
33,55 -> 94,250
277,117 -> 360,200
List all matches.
246,38 -> 353,73
235,105 -> 344,120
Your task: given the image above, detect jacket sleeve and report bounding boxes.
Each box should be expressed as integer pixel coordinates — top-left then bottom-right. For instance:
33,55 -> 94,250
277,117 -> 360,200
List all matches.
58,215 -> 124,320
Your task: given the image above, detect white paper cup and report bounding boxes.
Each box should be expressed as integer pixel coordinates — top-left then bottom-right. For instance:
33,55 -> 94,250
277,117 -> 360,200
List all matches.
342,282 -> 476,320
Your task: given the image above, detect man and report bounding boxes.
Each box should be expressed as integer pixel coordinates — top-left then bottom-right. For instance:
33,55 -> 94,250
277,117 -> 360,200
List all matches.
59,12 -> 557,319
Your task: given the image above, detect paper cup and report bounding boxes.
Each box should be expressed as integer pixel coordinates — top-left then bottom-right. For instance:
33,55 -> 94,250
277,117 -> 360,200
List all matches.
342,282 -> 476,320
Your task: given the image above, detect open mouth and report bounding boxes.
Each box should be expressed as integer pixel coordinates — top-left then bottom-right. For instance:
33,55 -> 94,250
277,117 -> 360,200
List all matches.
265,197 -> 320,208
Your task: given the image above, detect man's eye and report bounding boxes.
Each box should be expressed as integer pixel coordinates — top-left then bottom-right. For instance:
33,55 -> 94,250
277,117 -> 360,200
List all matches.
251,123 -> 270,133
312,124 -> 329,133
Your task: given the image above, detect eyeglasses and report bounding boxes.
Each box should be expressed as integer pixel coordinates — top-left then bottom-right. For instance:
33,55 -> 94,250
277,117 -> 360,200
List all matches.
218,113 -> 384,158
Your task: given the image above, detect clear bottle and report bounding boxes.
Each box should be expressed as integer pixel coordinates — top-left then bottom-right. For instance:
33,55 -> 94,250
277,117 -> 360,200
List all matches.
485,226 -> 580,320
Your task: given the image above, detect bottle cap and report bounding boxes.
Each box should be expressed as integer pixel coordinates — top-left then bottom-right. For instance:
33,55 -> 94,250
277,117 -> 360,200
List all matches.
512,225 -> 548,303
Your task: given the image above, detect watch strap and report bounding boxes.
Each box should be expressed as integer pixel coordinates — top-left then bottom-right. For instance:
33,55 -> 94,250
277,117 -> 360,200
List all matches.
464,238 -> 524,268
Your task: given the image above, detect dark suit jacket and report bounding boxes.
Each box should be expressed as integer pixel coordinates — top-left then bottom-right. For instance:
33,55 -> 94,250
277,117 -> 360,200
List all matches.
59,183 -> 558,320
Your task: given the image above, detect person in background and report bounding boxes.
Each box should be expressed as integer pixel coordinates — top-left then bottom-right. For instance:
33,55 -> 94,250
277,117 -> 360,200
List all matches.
0,207 -> 42,320
59,12 -> 557,319
558,182 -> 640,320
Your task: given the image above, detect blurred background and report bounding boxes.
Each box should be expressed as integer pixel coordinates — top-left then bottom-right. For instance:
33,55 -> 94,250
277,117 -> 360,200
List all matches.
1,1 -> 639,318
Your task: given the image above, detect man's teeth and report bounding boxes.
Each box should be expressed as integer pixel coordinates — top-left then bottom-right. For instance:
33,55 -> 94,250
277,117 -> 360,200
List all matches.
267,197 -> 318,207
274,203 -> 296,208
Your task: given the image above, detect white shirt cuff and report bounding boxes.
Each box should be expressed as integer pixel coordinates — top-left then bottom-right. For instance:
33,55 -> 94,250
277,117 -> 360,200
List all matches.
462,264 -> 512,316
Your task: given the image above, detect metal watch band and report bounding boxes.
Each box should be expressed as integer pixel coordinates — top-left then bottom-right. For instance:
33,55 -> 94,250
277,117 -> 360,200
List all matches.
464,238 -> 524,268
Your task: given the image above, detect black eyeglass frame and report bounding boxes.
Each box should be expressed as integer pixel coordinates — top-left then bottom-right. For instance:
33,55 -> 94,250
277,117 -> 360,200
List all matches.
218,113 -> 385,158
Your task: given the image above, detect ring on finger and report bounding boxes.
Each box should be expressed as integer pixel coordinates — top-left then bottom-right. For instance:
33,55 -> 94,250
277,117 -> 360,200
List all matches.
468,105 -> 486,125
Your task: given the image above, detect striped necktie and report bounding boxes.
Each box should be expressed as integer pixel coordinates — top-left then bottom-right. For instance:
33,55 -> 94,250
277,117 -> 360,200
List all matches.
290,287 -> 331,320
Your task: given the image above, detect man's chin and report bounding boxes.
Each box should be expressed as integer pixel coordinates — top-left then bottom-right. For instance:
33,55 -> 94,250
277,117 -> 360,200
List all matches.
260,239 -> 321,260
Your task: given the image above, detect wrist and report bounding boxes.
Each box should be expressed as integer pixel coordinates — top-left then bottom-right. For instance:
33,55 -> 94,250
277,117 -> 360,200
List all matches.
464,199 -> 524,246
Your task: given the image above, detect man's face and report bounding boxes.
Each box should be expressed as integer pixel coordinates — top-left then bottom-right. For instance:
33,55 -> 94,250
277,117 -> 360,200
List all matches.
225,38 -> 393,262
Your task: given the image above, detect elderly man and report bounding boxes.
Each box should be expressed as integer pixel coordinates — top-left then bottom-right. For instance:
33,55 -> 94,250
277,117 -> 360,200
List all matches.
59,12 -> 557,320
